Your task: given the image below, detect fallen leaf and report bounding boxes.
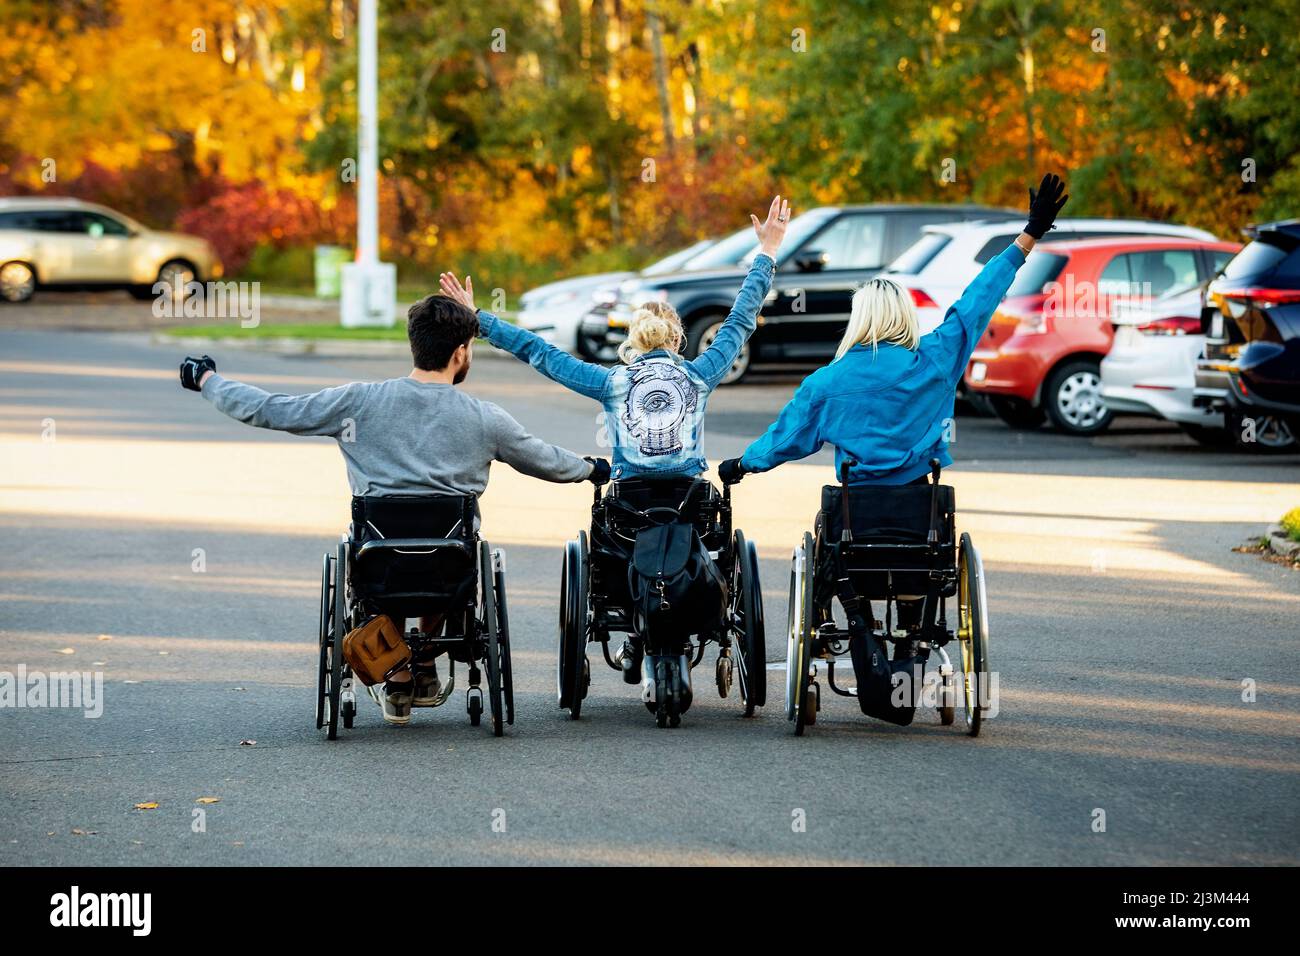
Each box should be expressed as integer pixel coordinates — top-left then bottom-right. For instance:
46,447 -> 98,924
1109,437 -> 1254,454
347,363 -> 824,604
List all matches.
232,687 -> 246,692
239,739 -> 256,746
196,797 -> 220,804
133,802 -> 158,810
71,828 -> 97,836
97,634 -> 112,641
158,651 -> 169,656
56,648 -> 75,655
231,841 -> 244,847
123,680 -> 139,685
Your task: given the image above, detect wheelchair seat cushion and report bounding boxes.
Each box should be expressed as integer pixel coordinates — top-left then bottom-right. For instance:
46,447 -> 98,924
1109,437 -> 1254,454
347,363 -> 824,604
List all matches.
818,483 -> 954,545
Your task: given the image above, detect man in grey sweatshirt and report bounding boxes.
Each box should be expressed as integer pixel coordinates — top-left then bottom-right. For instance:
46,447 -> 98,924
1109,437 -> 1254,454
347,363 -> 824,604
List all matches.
179,294 -> 608,724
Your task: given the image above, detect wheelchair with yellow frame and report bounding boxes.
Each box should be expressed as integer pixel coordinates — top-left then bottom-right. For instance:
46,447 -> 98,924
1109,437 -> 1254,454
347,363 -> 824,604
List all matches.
785,459 -> 990,736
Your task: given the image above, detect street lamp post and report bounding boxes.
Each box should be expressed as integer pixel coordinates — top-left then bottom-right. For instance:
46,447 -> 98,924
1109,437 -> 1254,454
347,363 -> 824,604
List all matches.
340,0 -> 396,328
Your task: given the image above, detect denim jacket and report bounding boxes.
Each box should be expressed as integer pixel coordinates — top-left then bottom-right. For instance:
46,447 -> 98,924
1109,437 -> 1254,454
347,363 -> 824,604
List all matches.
739,243 -> 1027,485
477,253 -> 775,480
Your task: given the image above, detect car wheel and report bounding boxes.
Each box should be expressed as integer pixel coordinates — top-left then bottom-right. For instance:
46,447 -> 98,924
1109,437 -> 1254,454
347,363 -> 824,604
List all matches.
0,261 -> 36,303
687,315 -> 750,385
1178,423 -> 1234,448
157,260 -> 197,302
1043,360 -> 1113,436
1227,412 -> 1297,454
988,395 -> 1046,430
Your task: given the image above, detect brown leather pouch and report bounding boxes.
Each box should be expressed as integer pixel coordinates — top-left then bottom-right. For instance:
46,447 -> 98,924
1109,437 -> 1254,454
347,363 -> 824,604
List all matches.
342,614 -> 411,686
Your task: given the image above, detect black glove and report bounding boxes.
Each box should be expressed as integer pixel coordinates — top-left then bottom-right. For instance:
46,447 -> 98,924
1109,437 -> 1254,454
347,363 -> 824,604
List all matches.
718,457 -> 747,485
584,457 -> 611,485
179,355 -> 216,392
1024,173 -> 1069,240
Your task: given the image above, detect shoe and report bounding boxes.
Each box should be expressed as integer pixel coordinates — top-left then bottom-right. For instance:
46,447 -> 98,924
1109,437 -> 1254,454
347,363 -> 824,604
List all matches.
380,680 -> 413,725
412,663 -> 447,707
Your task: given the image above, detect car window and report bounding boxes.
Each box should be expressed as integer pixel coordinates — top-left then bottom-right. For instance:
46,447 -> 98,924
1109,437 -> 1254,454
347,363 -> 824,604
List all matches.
1209,249 -> 1235,276
1222,235 -> 1300,280
886,212 -> 946,260
1097,255 -> 1132,296
1129,249 -> 1198,296
886,232 -> 951,274
29,210 -> 83,233
803,214 -> 886,270
80,211 -> 130,238
973,234 -> 1019,264
1005,251 -> 1068,297
0,211 -> 31,230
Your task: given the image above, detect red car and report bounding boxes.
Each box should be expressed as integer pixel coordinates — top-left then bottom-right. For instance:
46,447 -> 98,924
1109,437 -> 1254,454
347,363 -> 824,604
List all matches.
965,236 -> 1242,435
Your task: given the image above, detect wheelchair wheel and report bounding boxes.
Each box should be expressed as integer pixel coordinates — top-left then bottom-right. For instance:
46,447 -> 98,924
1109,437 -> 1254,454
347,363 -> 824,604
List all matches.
493,554 -> 515,726
327,541 -> 348,740
958,533 -> 990,737
731,530 -> 767,717
479,541 -> 504,738
785,533 -> 816,736
316,551 -> 333,730
557,531 -> 590,719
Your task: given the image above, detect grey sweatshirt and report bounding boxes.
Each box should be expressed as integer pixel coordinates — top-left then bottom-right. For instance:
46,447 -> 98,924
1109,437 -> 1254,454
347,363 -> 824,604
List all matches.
201,373 -> 592,496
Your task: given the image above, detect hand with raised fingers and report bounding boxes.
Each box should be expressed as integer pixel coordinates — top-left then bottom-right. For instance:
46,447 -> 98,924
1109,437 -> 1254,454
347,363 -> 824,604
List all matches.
1025,173 -> 1069,240
179,355 -> 216,392
438,272 -> 477,312
751,195 -> 792,258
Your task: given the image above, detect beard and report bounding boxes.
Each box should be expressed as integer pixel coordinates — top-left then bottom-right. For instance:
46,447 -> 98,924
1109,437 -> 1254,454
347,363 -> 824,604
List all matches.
453,358 -> 470,385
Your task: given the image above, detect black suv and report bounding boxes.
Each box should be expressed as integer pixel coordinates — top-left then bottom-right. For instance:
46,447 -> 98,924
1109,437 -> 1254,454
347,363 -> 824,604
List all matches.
578,203 -> 1019,383
1196,219 -> 1300,448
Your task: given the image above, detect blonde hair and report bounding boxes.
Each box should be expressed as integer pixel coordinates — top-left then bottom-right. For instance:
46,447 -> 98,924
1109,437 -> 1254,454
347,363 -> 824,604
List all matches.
618,301 -> 685,364
834,277 -> 920,360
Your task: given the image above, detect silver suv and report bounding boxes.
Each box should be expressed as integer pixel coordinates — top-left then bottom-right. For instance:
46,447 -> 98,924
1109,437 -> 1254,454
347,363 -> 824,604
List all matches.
0,197 -> 221,303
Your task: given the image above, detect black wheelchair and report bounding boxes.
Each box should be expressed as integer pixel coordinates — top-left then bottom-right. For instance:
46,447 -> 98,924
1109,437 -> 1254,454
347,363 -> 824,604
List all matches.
316,495 -> 513,739
557,476 -> 766,727
785,460 -> 991,736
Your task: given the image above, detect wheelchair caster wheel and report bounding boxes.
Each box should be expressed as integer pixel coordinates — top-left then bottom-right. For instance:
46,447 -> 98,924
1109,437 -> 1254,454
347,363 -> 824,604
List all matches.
802,680 -> 819,726
715,654 -> 733,699
467,688 -> 483,726
939,673 -> 956,726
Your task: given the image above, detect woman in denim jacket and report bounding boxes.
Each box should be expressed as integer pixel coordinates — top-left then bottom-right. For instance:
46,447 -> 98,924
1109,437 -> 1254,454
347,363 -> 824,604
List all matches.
439,196 -> 791,481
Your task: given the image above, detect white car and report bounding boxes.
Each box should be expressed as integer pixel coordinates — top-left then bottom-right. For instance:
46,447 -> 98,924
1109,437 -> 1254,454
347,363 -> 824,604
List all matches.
1101,284 -> 1227,439
515,239 -> 716,353
0,196 -> 221,303
885,218 -> 1220,334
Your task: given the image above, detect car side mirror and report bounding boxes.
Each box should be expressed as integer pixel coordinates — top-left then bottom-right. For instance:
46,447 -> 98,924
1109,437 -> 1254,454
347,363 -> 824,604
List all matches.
793,249 -> 828,273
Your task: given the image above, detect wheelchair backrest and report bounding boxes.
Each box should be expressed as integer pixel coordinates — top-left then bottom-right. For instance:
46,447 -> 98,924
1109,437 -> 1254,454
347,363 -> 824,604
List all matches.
819,483 -> 954,546
604,477 -> 720,541
348,495 -> 479,617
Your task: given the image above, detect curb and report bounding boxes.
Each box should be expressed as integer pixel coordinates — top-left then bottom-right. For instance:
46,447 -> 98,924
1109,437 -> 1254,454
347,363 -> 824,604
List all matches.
1265,524 -> 1300,561
155,333 -> 512,360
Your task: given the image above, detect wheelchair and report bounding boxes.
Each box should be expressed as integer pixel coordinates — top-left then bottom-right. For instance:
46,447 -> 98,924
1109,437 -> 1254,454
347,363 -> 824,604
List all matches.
785,460 -> 991,736
557,476 -> 766,728
316,494 -> 513,739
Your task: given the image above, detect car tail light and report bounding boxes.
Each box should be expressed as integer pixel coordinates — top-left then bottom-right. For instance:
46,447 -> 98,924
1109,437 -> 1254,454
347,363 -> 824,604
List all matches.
908,287 -> 939,309
1136,315 -> 1201,336
1213,287 -> 1300,309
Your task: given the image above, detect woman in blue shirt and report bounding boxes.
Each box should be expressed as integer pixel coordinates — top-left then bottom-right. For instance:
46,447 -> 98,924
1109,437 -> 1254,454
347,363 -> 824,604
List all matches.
438,196 -> 792,481
719,175 -> 1069,488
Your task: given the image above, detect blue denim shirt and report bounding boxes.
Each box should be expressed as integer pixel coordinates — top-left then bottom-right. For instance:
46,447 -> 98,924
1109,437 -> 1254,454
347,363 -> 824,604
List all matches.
739,243 -> 1027,485
477,253 -> 775,480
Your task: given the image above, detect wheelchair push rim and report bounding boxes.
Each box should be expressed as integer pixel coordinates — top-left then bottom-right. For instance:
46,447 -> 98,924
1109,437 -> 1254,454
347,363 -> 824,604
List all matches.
479,540 -> 505,737
316,551 -> 333,730
957,532 -> 990,737
327,541 -> 348,740
732,530 -> 767,715
785,532 -> 816,735
556,531 -> 589,718
493,554 -> 514,726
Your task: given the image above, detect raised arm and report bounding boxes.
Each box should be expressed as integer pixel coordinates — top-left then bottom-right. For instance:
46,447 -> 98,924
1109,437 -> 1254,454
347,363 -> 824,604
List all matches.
483,402 -> 594,483
180,356 -> 360,437
919,173 -> 1068,384
690,195 -> 791,389
438,272 -> 611,402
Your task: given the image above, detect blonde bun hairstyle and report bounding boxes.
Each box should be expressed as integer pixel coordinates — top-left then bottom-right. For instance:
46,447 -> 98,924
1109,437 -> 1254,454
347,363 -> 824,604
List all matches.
618,300 -> 685,364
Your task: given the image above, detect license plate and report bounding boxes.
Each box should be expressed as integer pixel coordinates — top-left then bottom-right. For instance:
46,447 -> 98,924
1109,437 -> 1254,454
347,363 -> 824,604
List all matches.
970,362 -> 987,383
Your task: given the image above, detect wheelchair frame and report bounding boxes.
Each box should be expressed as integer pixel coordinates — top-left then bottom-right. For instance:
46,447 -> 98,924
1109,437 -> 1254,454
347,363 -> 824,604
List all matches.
557,477 -> 766,726
316,498 -> 513,739
785,459 -> 991,737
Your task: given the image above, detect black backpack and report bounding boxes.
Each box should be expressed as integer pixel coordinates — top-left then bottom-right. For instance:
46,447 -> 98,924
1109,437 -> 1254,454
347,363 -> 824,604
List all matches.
628,521 -> 728,646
